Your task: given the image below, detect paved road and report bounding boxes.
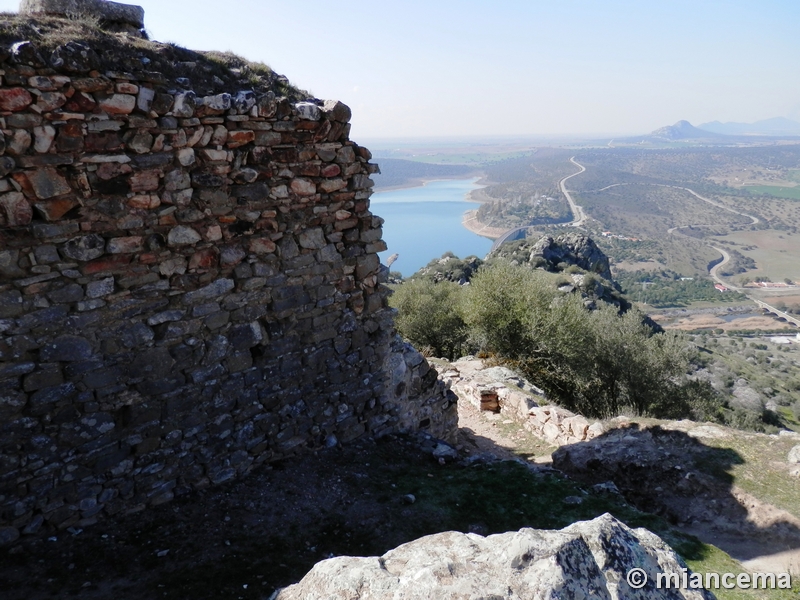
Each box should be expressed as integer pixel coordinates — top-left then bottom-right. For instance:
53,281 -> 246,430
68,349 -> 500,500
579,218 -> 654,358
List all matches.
674,186 -> 760,225
560,157 -> 587,227
489,157 -> 588,252
708,246 -> 737,289
703,244 -> 798,327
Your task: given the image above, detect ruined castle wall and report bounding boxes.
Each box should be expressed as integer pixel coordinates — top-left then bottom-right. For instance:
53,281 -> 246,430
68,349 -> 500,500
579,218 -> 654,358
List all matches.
0,40 -> 456,544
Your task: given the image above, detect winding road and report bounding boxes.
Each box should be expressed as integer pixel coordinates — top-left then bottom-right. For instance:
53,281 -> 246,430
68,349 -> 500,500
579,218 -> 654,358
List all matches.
559,157 -> 587,227
489,157 -> 587,252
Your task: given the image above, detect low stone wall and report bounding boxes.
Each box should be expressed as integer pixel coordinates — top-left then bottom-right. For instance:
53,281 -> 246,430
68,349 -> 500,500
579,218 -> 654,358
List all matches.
0,28 -> 454,544
442,357 -> 604,446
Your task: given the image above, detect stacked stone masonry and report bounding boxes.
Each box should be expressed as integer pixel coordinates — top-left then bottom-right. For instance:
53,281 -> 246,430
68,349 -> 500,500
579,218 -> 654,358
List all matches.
0,38 -> 456,544
443,358 -> 604,446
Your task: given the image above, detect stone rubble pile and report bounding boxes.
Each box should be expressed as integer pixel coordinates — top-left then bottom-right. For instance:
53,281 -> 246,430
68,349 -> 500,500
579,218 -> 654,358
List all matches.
0,22 -> 455,544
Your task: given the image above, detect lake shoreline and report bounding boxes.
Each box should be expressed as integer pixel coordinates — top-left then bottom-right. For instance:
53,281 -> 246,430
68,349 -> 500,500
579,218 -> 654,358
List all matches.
374,177 -> 504,241
373,174 -> 494,194
461,210 -> 505,240
371,178 -> 494,275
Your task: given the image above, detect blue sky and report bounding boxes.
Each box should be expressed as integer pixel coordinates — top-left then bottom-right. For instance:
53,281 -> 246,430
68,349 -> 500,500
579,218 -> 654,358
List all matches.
2,0 -> 799,139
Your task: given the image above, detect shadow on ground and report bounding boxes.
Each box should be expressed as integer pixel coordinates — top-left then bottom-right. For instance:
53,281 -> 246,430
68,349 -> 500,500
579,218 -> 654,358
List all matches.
1,424 -> 797,598
552,424 -> 800,566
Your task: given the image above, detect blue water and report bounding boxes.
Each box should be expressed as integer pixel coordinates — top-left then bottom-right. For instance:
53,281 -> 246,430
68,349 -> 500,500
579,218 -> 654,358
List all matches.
370,178 -> 494,276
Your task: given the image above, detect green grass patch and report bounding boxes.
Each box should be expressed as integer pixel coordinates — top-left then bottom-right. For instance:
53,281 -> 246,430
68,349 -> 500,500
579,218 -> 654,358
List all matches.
744,186 -> 800,200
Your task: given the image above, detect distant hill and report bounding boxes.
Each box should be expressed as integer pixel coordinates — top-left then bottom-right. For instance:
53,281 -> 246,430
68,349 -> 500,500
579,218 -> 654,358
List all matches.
614,119 -> 800,146
697,117 -> 800,136
649,120 -> 725,140
371,158 -> 476,189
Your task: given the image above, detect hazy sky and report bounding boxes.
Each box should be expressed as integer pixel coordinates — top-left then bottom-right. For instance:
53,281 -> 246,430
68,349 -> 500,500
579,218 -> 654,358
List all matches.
2,0 -> 799,140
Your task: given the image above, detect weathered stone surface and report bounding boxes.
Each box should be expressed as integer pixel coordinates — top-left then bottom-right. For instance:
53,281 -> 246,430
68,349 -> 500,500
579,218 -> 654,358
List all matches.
789,445 -> 800,464
297,228 -> 326,250
0,31 -> 424,544
295,102 -> 320,121
98,94 -> 136,115
34,197 -> 79,221
106,236 -> 143,254
86,276 -> 115,298
496,233 -> 614,282
173,92 -> 196,118
0,192 -> 33,226
183,278 -> 235,302
199,93 -> 231,112
278,514 -> 712,600
49,41 -> 101,72
290,178 -> 316,196
7,129 -> 32,155
33,125 -> 57,153
321,99 -> 352,123
21,0 -> 146,29
21,167 -> 72,200
167,225 -> 201,246
61,234 -> 106,261
226,130 -> 255,147
248,238 -> 276,254
40,335 -> 93,362
0,87 -> 33,111
0,526 -> 20,547
37,91 -> 67,112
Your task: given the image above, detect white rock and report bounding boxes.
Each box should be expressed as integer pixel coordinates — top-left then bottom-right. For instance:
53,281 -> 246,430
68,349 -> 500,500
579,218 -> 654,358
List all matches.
277,514 -> 713,600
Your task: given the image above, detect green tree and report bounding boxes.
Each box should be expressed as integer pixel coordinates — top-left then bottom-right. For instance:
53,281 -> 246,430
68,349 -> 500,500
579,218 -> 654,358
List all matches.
389,279 -> 468,360
463,261 -> 697,418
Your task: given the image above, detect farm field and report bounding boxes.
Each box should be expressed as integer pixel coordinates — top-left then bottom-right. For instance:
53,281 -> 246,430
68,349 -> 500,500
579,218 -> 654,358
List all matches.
712,230 -> 800,283
744,185 -> 800,200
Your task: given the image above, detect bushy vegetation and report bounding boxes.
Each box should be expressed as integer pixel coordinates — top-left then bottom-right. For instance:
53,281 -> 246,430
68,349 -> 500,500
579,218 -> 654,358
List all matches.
390,278 -> 468,359
617,270 -> 748,307
476,185 -> 571,228
391,261 -> 717,419
411,253 -> 484,284
716,249 -> 756,277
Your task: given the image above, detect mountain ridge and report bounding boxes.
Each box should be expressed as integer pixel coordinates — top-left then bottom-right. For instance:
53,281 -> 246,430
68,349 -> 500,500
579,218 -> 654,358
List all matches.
698,117 -> 800,136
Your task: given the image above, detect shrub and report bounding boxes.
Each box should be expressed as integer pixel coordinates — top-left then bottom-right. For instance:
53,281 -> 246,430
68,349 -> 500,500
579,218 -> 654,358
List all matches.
389,279 -> 469,360
463,262 -> 697,418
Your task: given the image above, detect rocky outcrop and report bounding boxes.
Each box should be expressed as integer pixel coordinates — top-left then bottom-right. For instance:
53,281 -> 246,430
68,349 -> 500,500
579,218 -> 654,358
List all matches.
381,338 -> 458,445
20,0 -> 145,33
276,513 -> 714,599
489,233 -> 613,281
530,233 -> 613,280
552,423 -> 800,546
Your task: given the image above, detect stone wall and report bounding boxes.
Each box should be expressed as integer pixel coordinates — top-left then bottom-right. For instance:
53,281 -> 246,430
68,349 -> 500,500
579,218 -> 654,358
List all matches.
443,357 -> 604,446
0,32 -> 455,544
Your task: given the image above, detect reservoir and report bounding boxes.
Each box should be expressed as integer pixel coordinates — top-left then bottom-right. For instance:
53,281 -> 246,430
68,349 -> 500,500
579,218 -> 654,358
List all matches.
370,178 -> 494,276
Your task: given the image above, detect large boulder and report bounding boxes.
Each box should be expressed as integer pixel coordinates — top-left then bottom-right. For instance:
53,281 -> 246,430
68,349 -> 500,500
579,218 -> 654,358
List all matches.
276,513 -> 714,599
19,0 -> 145,30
